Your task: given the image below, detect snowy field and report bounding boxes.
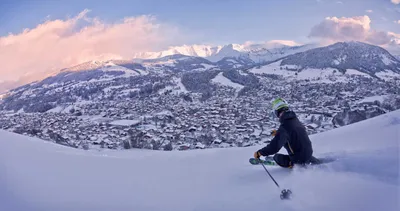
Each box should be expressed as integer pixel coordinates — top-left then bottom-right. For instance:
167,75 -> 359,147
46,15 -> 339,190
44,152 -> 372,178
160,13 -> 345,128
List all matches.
0,110 -> 399,211
211,72 -> 244,94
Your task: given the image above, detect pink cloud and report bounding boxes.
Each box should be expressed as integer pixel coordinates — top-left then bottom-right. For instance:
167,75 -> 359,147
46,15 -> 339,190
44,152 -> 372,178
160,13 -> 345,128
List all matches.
392,0 -> 400,4
308,15 -> 400,48
0,9 -> 185,84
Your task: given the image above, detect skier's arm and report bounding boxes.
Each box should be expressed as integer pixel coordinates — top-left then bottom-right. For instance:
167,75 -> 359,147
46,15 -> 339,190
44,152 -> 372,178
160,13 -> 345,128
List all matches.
257,127 -> 289,156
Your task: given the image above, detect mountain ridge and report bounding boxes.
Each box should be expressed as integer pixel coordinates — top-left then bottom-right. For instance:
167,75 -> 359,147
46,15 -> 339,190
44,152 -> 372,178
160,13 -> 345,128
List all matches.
248,41 -> 400,81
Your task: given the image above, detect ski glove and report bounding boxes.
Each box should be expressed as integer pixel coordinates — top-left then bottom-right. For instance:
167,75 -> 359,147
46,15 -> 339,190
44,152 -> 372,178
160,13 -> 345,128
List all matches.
254,151 -> 261,159
270,129 -> 277,137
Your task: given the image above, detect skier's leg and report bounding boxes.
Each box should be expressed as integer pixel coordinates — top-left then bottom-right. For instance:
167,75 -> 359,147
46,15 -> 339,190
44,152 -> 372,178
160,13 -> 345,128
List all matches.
308,155 -> 322,165
273,154 -> 293,168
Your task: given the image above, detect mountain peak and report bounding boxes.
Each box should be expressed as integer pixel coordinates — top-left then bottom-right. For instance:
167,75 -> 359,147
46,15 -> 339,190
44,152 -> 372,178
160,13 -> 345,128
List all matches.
275,41 -> 400,76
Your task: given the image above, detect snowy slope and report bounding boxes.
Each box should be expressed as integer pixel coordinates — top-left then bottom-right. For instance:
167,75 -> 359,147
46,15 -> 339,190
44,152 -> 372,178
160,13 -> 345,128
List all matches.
250,60 -> 375,83
0,109 -> 399,211
211,72 -> 244,91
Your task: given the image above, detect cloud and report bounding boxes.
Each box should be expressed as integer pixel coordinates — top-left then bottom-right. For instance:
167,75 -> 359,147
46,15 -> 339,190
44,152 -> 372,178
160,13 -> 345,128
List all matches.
366,10 -> 373,13
336,1 -> 343,4
0,9 -> 186,85
308,15 -> 400,47
262,40 -> 303,46
309,16 -> 371,41
391,0 -> 400,4
395,20 -> 400,24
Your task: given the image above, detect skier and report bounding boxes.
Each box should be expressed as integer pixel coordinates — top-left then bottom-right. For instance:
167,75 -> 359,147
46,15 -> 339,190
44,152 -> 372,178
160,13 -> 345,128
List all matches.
253,98 -> 320,168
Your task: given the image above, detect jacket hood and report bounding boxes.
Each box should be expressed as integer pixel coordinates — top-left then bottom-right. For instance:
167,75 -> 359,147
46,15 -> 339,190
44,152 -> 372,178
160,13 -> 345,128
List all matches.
279,110 -> 297,123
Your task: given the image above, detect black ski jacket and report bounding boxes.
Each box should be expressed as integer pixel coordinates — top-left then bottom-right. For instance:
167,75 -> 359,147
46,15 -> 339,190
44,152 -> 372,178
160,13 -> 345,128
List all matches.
258,111 -> 314,163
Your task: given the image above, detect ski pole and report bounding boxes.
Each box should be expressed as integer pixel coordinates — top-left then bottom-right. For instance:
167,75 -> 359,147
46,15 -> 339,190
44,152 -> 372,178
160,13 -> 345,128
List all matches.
257,158 -> 292,200
258,159 -> 280,188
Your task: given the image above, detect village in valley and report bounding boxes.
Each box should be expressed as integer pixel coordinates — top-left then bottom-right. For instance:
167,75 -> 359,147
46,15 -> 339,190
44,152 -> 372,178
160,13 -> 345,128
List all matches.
0,69 -> 398,152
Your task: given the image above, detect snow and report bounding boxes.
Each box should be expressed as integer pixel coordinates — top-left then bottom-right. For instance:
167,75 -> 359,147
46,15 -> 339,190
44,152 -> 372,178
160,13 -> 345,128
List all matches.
238,70 -> 248,75
375,69 -> 400,81
332,55 -> 347,65
211,72 -> 244,91
282,64 -> 301,70
345,69 -> 372,78
199,63 -> 215,70
0,93 -> 7,100
174,77 -> 188,93
250,62 -> 381,83
250,62 -> 346,83
306,123 -> 319,129
120,88 -> 140,95
103,85 -> 124,93
133,45 -> 222,60
296,68 -> 342,81
250,60 -> 283,75
158,77 -> 188,95
20,89 -> 35,99
104,61 -> 117,67
134,68 -> 149,75
155,110 -> 173,117
195,142 -> 206,149
100,65 -> 140,77
132,42 -> 314,64
79,115 -> 112,123
46,101 -> 92,113
213,138 -> 222,144
109,119 -> 141,126
381,54 -> 394,65
358,95 -> 390,104
0,109 -> 399,211
46,106 -> 64,113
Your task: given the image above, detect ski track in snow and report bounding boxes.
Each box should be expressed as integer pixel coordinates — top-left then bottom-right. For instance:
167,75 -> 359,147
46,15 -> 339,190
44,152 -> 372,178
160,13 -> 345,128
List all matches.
0,110 -> 399,211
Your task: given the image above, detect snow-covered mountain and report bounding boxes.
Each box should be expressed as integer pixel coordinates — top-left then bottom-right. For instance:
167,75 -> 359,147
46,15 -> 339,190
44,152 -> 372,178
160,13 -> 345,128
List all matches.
249,41 -> 400,81
287,42 -> 399,72
55,41 -> 400,82
133,44 -> 223,60
133,41 -> 317,63
1,108 -> 399,211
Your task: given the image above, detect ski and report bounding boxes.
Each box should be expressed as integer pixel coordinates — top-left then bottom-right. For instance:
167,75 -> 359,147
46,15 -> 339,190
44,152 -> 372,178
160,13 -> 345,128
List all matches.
249,157 -> 277,166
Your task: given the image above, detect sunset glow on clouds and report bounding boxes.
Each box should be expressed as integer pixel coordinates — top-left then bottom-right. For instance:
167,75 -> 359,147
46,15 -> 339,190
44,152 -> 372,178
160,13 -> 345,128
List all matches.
309,15 -> 400,47
391,0 -> 400,4
0,9 -> 183,83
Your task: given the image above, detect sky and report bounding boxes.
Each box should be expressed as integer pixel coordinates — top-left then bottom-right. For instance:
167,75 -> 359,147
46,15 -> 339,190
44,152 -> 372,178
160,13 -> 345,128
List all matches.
0,0 -> 399,90
1,0 -> 400,44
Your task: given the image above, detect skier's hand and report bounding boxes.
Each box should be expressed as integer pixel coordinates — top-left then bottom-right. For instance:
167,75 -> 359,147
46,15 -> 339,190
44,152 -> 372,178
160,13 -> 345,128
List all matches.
270,129 -> 277,137
254,151 -> 261,159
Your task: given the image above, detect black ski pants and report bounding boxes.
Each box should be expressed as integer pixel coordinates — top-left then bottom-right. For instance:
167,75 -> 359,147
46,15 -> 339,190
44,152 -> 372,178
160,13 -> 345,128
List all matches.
273,154 -> 321,168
